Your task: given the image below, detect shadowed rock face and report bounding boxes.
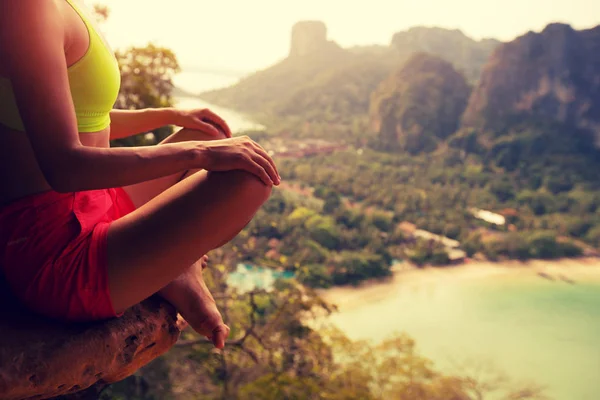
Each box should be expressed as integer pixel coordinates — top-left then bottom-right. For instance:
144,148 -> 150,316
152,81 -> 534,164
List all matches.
0,283 -> 184,400
370,53 -> 471,154
462,23 -> 600,147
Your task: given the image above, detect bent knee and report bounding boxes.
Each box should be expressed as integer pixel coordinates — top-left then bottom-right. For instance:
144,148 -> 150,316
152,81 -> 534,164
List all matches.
211,170 -> 272,205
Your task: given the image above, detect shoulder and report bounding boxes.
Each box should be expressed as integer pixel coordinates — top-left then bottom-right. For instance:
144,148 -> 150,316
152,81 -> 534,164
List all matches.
0,0 -> 66,72
0,0 -> 64,26
0,1 -> 65,47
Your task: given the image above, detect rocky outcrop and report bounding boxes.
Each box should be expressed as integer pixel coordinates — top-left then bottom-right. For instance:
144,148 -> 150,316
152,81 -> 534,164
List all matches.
201,21 -> 350,113
391,27 -> 500,82
0,283 -> 184,400
200,22 -> 495,120
370,53 -> 471,153
290,21 -> 329,57
462,23 -> 600,147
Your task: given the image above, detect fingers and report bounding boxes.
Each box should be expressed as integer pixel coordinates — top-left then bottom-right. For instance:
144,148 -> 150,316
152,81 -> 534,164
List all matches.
201,110 -> 232,138
238,137 -> 279,185
244,158 -> 272,186
250,152 -> 279,185
176,317 -> 189,331
194,118 -> 221,137
211,324 -> 230,349
251,143 -> 280,181
203,135 -> 279,185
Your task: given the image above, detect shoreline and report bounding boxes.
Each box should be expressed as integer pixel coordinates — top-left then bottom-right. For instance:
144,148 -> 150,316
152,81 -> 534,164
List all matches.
318,257 -> 600,311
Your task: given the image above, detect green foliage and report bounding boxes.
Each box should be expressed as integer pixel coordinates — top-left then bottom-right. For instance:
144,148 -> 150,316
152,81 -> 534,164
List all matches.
566,219 -> 593,238
481,232 -> 583,260
370,211 -> 393,232
517,191 -> 555,215
489,179 -> 516,202
587,225 -> 600,247
330,250 -> 390,285
296,263 -> 333,288
405,239 -> 450,266
236,192 -> 395,287
111,44 -> 180,147
272,145 -> 596,264
527,232 -> 562,259
448,129 -> 484,154
305,214 -> 340,249
461,233 -> 484,257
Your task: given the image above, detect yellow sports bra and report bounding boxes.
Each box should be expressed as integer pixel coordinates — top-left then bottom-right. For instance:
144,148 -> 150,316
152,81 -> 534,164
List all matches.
0,0 -> 121,133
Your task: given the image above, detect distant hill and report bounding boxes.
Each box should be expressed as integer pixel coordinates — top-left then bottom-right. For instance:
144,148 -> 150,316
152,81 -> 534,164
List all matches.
200,21 -> 353,116
369,53 -> 471,154
199,22 -> 499,122
172,85 -> 197,98
462,23 -> 600,149
391,27 -> 499,83
198,19 -> 600,187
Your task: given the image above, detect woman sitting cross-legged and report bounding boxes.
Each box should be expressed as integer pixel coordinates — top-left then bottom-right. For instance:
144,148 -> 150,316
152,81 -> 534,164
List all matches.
0,0 -> 280,349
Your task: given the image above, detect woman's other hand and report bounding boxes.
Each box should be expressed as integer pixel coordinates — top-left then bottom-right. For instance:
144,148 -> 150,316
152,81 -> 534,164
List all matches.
173,108 -> 232,138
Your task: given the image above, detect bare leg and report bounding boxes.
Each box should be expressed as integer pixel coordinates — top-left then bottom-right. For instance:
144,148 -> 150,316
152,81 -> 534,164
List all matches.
122,128 -> 227,336
107,169 -> 271,306
111,128 -> 269,347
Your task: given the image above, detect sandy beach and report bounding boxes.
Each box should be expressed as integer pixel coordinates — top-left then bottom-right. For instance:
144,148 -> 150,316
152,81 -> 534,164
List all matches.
318,257 -> 600,311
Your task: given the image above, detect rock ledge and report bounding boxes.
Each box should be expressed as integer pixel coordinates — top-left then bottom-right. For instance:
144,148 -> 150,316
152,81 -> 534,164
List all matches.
0,290 -> 183,400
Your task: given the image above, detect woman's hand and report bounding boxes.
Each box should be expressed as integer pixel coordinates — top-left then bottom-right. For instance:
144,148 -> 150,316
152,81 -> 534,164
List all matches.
197,136 -> 280,186
173,108 -> 232,138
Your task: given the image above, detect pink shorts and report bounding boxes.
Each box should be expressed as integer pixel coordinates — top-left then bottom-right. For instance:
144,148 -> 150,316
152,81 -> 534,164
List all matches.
0,188 -> 136,321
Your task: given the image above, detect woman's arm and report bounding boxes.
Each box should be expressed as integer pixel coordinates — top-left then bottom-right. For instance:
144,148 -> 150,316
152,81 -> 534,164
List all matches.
0,1 -> 276,192
109,108 -> 176,140
109,107 -> 232,140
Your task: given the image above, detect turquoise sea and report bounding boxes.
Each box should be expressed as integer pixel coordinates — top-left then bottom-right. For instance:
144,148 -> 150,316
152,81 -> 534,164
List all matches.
226,260 -> 600,399
324,263 -> 600,400
227,263 -> 294,293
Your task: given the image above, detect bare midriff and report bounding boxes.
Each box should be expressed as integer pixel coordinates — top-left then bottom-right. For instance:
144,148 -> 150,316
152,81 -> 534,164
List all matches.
0,126 -> 110,206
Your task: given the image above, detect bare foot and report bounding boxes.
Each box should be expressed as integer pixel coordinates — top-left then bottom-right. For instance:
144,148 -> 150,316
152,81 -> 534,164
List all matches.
158,256 -> 230,348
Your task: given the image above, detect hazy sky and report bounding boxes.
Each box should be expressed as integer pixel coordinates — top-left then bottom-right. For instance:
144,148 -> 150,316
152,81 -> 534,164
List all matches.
98,0 -> 599,72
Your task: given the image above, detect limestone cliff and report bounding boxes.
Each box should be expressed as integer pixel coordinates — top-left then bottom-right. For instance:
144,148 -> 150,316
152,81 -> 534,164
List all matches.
289,21 -> 330,57
462,23 -> 600,147
370,53 -> 471,153
201,21 -> 349,114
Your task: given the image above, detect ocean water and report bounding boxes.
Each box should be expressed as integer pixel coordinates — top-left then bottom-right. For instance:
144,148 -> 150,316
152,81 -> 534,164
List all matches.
325,266 -> 600,400
227,263 -> 294,293
173,96 -> 265,134
172,70 -> 265,133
